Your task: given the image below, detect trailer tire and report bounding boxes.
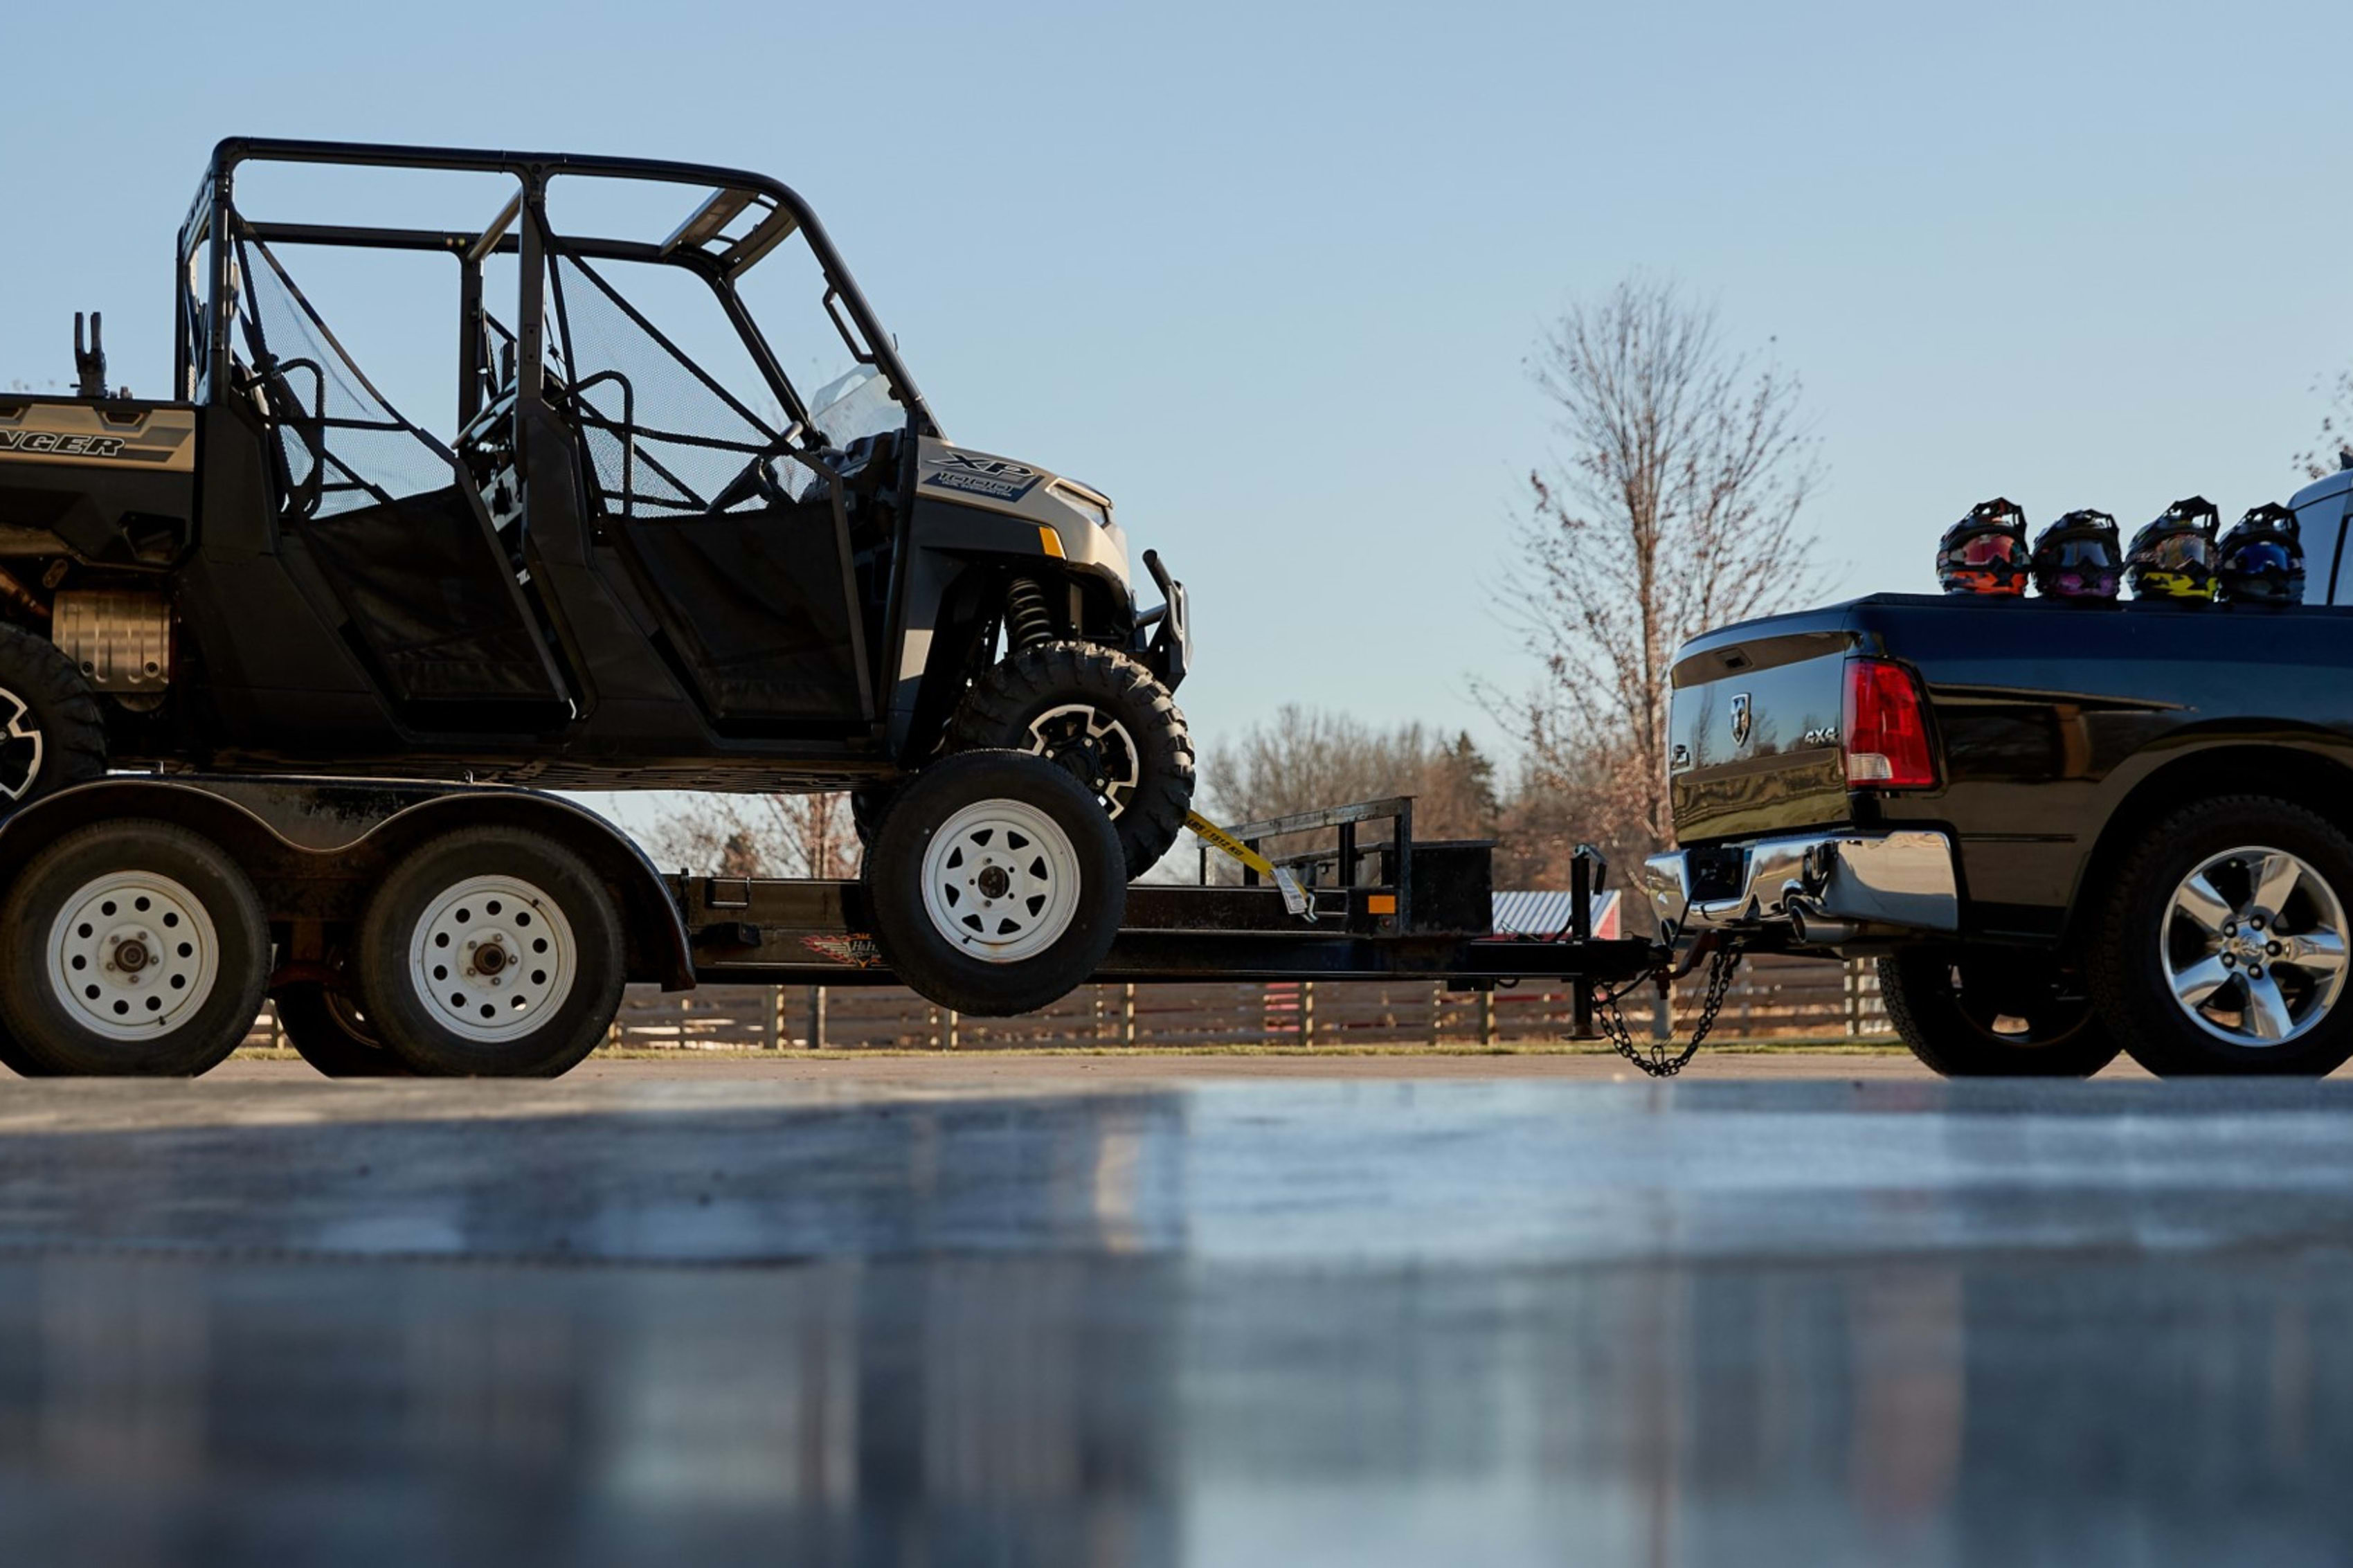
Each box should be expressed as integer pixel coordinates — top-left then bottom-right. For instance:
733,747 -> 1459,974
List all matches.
849,783 -> 896,849
1878,947 -> 2121,1077
273,984 -> 415,1078
2089,795 -> 2353,1076
0,820 -> 268,1076
355,827 -> 625,1078
867,749 -> 1126,1017
0,621 -> 106,822
949,640 -> 1193,877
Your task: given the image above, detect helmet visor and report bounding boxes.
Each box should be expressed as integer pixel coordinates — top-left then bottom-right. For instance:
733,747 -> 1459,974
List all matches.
2230,541 -> 2296,574
2141,533 -> 2215,573
2050,539 -> 2118,569
1950,533 -> 2024,568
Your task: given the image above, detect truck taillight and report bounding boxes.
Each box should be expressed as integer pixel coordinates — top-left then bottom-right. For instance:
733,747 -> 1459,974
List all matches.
1842,658 -> 1937,789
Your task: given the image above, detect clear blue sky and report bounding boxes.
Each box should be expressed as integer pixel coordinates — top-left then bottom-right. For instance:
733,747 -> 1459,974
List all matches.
3,0 -> 2347,768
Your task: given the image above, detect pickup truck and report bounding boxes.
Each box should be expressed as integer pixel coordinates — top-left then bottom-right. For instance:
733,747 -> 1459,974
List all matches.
1639,466 -> 2353,1077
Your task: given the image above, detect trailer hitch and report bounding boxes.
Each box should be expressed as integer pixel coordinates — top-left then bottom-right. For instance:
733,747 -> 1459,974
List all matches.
1590,932 -> 1745,1080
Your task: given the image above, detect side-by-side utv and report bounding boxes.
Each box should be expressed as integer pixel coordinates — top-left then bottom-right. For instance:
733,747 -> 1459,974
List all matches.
0,138 -> 1193,874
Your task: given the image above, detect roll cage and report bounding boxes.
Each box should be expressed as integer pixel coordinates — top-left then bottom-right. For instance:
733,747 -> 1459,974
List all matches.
173,136 -> 939,444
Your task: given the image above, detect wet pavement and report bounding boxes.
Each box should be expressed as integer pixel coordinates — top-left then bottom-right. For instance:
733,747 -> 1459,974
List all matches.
0,1072 -> 2350,1564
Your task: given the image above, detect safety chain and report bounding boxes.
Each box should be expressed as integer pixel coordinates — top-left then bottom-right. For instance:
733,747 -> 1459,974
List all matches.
1596,939 -> 1745,1079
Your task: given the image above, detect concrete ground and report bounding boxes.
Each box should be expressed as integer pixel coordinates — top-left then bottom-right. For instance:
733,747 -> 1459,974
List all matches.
0,1050 -> 2345,1565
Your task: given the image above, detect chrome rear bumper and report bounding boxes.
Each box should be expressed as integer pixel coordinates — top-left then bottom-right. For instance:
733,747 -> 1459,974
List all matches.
1639,830 -> 1960,947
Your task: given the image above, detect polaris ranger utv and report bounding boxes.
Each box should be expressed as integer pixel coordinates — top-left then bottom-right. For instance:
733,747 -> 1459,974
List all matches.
0,138 -> 1194,876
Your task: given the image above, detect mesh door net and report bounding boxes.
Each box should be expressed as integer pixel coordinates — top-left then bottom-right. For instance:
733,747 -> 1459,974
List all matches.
550,254 -> 865,723
233,236 -> 561,705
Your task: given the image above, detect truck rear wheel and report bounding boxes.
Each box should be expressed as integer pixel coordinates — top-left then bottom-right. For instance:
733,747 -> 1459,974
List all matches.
948,641 -> 1194,877
1877,948 -> 2121,1076
354,827 -> 625,1077
865,749 -> 1126,1017
0,820 -> 269,1076
2089,797 -> 2353,1075
273,983 -> 414,1078
0,622 -> 105,823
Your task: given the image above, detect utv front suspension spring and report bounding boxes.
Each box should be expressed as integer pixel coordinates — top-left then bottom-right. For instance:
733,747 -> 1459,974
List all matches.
1004,577 -> 1056,651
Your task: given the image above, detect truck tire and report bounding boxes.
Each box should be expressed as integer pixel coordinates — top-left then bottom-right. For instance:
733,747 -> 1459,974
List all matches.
0,621 -> 105,822
865,749 -> 1126,1017
1878,948 -> 2121,1076
273,983 -> 414,1078
354,827 -> 626,1078
2089,796 -> 2353,1076
0,820 -> 269,1076
948,641 -> 1193,878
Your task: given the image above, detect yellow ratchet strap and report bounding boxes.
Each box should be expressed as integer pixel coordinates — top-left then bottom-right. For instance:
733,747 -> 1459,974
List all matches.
1186,811 -> 1315,921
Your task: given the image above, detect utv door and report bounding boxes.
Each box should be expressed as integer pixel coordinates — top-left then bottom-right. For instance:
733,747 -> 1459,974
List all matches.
235,235 -> 568,718
547,253 -> 872,730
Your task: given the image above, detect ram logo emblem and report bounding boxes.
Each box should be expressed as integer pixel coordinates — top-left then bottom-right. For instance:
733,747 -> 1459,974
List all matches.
1729,692 -> 1752,747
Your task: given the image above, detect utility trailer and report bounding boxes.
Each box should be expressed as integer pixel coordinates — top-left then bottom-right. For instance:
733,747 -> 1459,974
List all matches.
0,775 -> 1663,1079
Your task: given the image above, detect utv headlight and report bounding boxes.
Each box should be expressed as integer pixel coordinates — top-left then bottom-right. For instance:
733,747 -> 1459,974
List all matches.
1053,482 -> 1112,533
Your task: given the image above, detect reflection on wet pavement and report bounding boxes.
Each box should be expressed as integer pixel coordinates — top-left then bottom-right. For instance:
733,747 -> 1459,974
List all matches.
0,1078 -> 2348,1564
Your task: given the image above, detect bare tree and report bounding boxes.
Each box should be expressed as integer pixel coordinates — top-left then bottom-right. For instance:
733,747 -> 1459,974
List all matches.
1205,707 -> 1499,872
1486,274 -> 1822,869
640,792 -> 860,881
2295,368 -> 2353,481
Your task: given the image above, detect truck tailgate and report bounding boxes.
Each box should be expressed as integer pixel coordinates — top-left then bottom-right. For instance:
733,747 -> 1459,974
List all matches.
1668,616 -> 1855,845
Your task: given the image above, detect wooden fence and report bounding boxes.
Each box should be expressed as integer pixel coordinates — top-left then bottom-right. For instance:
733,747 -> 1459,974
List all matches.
243,953 -> 1886,1052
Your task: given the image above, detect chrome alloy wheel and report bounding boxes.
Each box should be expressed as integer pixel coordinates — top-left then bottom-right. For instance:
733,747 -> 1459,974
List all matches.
919,797 -> 1082,964
46,870 -> 219,1040
0,685 -> 44,803
2162,845 -> 2350,1045
1023,704 -> 1142,820
407,874 -> 578,1043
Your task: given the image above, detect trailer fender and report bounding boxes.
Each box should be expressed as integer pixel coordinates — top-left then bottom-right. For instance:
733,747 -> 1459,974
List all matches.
0,780 -> 694,989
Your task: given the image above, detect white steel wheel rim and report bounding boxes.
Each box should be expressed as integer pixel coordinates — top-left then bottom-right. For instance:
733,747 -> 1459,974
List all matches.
407,874 -> 578,1043
1024,703 -> 1142,820
0,685 -> 44,803
47,870 -> 219,1040
2162,845 -> 2350,1047
919,797 -> 1083,964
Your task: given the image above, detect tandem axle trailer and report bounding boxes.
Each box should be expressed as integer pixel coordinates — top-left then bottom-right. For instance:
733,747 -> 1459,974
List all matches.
0,775 -> 1670,1079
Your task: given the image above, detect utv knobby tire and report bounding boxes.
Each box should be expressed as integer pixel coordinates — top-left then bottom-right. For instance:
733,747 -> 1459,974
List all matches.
865,750 -> 1126,1018
274,983 -> 415,1079
0,820 -> 268,1076
849,783 -> 897,849
948,640 -> 1194,878
1878,947 -> 2121,1077
355,827 -> 625,1078
2089,795 -> 2353,1076
0,621 -> 106,821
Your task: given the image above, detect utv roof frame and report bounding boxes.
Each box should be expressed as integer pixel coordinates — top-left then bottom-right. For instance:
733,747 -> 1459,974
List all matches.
174,136 -> 939,437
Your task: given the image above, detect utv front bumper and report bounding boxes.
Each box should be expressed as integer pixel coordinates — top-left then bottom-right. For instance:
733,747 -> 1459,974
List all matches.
1136,548 -> 1190,690
1640,829 -> 1960,949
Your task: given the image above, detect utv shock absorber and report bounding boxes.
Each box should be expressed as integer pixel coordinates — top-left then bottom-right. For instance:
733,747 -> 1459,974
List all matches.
1004,577 -> 1056,651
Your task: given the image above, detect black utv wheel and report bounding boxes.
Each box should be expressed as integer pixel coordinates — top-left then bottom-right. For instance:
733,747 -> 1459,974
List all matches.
865,749 -> 1127,1017
948,640 -> 1194,878
354,827 -> 625,1078
2089,796 -> 2353,1076
0,820 -> 269,1076
0,622 -> 106,821
273,983 -> 415,1078
1878,947 -> 2121,1077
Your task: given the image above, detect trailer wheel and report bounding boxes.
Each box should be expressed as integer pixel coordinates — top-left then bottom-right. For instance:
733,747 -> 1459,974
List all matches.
0,622 -> 105,822
1877,948 -> 2120,1077
2089,796 -> 2353,1075
866,750 -> 1126,1017
0,820 -> 268,1076
273,984 -> 414,1078
948,640 -> 1194,877
354,827 -> 625,1077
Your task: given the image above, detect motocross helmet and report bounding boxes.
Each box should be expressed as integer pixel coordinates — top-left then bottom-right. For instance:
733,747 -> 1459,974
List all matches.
2030,510 -> 2122,600
2125,496 -> 2221,602
1936,498 -> 2030,596
2216,503 -> 2305,604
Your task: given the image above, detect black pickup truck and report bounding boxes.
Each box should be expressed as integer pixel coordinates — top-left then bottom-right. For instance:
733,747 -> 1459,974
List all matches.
1639,467 -> 2353,1077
